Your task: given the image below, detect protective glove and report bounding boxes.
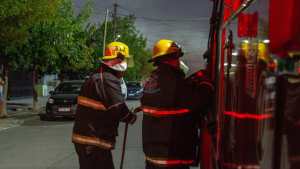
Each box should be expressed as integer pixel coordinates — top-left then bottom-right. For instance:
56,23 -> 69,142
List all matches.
133,106 -> 142,114
122,108 -> 137,125
128,113 -> 137,124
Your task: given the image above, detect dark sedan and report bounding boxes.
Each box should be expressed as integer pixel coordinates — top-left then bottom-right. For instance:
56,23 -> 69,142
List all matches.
126,81 -> 143,100
41,80 -> 84,120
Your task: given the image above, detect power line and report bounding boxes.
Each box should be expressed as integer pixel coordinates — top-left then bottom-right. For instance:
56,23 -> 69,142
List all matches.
116,4 -> 209,22
118,4 -> 135,14
136,16 -> 209,22
117,13 -> 174,27
117,13 -> 209,23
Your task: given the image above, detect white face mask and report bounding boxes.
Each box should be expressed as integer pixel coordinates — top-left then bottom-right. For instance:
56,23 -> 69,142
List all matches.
110,61 -> 128,72
180,60 -> 190,75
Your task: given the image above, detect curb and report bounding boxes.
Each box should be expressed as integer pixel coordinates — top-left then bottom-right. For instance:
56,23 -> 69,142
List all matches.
7,106 -> 44,118
0,106 -> 45,132
7,103 -> 30,106
0,118 -> 24,132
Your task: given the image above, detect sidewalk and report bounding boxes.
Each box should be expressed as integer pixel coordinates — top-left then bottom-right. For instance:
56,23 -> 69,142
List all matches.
0,96 -> 48,131
7,96 -> 48,114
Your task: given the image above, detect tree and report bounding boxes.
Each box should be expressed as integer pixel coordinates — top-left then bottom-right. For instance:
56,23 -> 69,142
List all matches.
0,0 -> 94,114
0,0 -> 60,55
9,0 -> 94,112
0,0 -> 61,117
0,0 -> 152,117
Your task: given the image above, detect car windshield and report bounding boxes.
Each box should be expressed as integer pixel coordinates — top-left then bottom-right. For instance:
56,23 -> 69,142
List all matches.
55,82 -> 83,94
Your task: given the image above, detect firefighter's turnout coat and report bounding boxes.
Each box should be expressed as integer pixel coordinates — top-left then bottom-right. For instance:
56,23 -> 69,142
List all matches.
141,64 -> 214,167
72,67 -> 133,150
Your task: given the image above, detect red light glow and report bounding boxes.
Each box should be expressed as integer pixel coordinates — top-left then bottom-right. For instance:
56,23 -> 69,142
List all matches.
224,111 -> 273,120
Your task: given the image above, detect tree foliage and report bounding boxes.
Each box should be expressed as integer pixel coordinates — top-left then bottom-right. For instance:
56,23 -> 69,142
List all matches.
0,0 -> 152,80
6,0 -> 94,75
0,0 -> 60,55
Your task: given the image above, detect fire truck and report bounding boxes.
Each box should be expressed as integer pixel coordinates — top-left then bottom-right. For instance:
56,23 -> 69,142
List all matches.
201,0 -> 300,169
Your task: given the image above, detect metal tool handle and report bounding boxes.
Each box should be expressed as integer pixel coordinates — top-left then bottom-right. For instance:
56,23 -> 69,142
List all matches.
120,123 -> 129,169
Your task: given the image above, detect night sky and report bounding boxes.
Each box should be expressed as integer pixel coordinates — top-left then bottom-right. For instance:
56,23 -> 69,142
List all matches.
74,0 -> 213,71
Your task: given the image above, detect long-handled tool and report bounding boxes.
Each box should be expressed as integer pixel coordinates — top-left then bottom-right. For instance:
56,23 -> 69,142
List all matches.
119,107 -> 141,169
120,123 -> 129,169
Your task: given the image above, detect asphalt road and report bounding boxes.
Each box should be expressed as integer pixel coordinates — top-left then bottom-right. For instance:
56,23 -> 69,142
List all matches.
0,100 -> 144,169
0,100 -> 200,169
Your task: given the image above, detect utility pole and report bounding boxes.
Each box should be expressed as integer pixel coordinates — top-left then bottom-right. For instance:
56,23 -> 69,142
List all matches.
112,0 -> 118,40
103,8 -> 109,56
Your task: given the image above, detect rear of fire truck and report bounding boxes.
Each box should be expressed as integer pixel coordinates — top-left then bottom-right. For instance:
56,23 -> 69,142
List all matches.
204,0 -> 300,169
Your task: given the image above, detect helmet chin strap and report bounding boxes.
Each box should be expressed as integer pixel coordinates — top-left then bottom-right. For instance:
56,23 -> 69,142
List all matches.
109,61 -> 128,72
102,60 -> 128,72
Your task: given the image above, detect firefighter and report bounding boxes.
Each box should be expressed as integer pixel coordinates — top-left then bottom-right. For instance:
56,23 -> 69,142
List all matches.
139,39 -> 214,169
72,41 -> 137,169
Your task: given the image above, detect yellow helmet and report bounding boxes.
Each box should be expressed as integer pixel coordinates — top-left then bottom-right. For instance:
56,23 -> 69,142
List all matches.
151,39 -> 183,61
258,42 -> 270,63
102,41 -> 130,60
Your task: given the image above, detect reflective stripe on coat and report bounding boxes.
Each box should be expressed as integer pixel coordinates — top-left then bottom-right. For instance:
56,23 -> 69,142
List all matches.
72,133 -> 114,150
146,156 -> 194,166
77,96 -> 107,111
142,105 -> 190,117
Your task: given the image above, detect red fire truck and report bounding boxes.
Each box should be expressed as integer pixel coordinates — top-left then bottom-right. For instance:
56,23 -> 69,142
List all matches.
202,0 -> 300,169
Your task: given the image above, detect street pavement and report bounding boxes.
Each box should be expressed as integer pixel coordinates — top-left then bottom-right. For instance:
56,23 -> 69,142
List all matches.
0,100 -> 146,169
0,97 -> 48,132
0,100 -> 199,169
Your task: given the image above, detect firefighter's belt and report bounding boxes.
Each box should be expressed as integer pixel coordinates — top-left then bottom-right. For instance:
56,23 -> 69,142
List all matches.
142,106 -> 190,117
77,96 -> 106,111
146,156 -> 194,166
72,133 -> 113,150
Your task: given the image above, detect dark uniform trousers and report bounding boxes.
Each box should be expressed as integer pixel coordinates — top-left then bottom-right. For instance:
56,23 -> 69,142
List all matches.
145,162 -> 190,169
75,144 -> 114,169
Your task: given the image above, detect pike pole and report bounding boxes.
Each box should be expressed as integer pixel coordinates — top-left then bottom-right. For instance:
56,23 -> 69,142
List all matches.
120,123 -> 129,169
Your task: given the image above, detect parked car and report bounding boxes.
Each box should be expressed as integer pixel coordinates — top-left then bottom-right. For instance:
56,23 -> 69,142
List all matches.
41,80 -> 84,120
126,81 -> 143,100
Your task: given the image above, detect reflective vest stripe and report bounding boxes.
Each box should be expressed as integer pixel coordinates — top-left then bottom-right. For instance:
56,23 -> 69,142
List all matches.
142,106 -> 190,117
224,111 -> 273,120
146,156 -> 194,166
77,96 -> 106,111
72,133 -> 113,150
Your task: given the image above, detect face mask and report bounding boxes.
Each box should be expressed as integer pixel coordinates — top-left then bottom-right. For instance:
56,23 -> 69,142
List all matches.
180,60 -> 189,75
110,61 -> 128,72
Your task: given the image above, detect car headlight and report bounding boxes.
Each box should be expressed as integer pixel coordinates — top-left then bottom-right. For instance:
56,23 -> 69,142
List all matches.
47,98 -> 54,104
